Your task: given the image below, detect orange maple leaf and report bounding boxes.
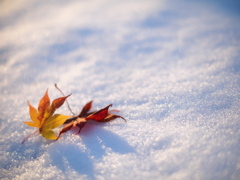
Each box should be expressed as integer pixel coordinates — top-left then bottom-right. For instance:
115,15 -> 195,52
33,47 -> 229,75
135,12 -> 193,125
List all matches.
22,89 -> 72,143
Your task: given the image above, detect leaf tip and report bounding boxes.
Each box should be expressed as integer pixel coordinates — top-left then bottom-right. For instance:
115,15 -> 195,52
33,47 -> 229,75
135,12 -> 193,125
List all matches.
66,93 -> 72,98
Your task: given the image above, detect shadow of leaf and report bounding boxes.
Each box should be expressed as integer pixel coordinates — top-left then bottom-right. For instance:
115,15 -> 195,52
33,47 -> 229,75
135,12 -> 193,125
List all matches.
80,123 -> 135,159
48,143 -> 94,178
48,122 -> 135,179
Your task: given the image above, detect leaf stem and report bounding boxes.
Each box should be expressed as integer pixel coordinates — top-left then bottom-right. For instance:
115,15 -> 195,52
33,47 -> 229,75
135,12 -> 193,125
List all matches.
21,129 -> 39,144
55,83 -> 75,115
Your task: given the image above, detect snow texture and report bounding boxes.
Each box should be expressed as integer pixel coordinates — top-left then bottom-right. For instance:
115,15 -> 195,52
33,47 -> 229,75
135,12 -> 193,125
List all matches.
0,0 -> 240,179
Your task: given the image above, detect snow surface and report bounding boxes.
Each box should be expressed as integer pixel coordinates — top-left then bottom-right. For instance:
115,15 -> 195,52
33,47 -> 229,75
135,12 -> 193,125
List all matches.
0,0 -> 240,179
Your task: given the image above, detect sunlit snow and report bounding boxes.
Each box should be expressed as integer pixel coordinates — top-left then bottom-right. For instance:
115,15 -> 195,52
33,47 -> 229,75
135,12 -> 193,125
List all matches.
0,0 -> 240,179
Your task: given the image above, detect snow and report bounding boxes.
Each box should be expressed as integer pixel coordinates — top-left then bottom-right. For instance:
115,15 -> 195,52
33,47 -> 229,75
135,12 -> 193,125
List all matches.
0,0 -> 240,179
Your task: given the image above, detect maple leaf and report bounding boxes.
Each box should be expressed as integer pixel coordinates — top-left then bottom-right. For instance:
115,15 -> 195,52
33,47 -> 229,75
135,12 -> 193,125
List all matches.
57,101 -> 126,140
22,89 -> 72,143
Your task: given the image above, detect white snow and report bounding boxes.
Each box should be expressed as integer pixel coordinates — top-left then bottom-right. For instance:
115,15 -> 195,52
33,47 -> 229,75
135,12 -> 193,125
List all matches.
0,0 -> 240,179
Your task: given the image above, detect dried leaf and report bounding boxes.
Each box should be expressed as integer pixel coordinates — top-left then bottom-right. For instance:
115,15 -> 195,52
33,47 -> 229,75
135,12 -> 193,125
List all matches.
86,104 -> 112,121
50,94 -> 72,115
99,114 -> 126,122
57,118 -> 87,140
57,102 -> 125,140
41,129 -> 57,140
56,122 -> 74,140
37,89 -> 50,122
43,114 -> 72,129
22,89 -> 72,143
27,101 -> 39,125
78,100 -> 93,117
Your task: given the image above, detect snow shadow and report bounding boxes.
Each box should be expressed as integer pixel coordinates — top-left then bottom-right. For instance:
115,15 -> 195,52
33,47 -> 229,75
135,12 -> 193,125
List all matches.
80,122 -> 136,158
48,122 -> 135,179
0,137 -> 45,171
48,143 -> 94,179
153,135 -> 173,150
